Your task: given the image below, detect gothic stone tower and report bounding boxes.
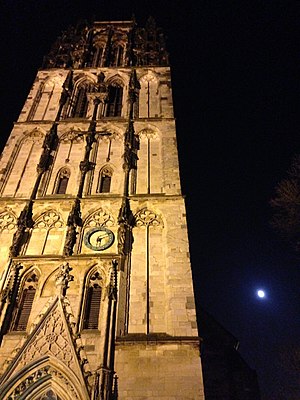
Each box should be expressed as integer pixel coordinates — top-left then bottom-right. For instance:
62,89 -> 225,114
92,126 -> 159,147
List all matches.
0,18 -> 205,400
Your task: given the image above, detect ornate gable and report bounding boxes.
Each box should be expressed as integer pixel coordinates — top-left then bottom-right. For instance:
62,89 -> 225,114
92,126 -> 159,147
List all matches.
0,297 -> 90,400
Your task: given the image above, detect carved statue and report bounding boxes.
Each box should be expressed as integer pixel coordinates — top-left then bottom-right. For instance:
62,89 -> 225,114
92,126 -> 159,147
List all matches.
63,225 -> 77,257
55,262 -> 74,297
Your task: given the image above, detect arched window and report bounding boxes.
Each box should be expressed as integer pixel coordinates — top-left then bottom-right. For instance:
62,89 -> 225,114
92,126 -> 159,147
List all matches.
92,46 -> 105,67
26,210 -> 64,255
110,45 -> 124,67
98,166 -> 113,193
83,271 -> 102,330
106,83 -> 123,117
69,81 -> 95,118
11,271 -> 39,332
55,167 -> 70,194
73,86 -> 88,118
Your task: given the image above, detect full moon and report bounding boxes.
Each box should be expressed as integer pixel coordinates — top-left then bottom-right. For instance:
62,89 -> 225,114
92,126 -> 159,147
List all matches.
257,290 -> 265,298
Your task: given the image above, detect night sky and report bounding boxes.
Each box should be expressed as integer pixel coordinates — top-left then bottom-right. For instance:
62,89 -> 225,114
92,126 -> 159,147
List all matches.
1,1 -> 299,399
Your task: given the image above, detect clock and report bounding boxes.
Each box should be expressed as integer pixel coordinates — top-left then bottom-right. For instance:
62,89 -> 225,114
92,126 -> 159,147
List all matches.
84,227 -> 114,251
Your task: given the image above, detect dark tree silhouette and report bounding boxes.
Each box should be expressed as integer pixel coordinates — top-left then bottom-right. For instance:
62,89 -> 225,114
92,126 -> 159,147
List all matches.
271,155 -> 300,250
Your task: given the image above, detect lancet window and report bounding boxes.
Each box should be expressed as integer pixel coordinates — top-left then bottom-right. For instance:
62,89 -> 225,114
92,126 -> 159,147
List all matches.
98,165 -> 113,193
73,86 -> 88,117
69,80 -> 95,118
11,270 -> 39,332
110,44 -> 124,67
82,270 -> 103,330
26,210 -> 64,255
27,81 -> 45,121
106,82 -> 123,117
92,45 -> 105,67
139,73 -> 160,118
1,130 -> 44,197
54,167 -> 70,194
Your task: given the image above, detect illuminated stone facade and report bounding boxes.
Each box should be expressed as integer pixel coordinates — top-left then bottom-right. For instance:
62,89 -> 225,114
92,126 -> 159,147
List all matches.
0,19 -> 205,399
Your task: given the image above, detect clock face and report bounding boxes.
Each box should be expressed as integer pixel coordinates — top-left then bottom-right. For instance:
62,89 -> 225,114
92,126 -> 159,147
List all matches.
84,227 -> 114,251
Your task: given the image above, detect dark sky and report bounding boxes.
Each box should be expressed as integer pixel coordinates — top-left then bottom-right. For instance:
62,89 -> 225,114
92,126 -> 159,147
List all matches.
1,1 -> 300,399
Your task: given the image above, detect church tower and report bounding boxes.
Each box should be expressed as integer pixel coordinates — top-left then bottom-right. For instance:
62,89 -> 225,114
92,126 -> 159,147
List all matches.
0,19 -> 205,399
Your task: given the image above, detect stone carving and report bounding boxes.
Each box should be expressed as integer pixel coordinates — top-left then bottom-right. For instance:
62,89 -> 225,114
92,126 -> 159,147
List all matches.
0,211 -> 16,232
63,199 -> 82,257
7,366 -> 51,400
128,69 -> 140,104
17,305 -> 75,369
35,210 -> 63,230
135,208 -> 162,227
117,198 -> 134,257
55,262 -> 74,297
85,208 -> 115,228
37,123 -> 58,174
43,18 -> 168,69
6,366 -> 79,400
107,260 -> 118,301
0,262 -> 23,312
60,131 -> 84,144
47,369 -> 79,399
8,297 -> 91,391
23,130 -> 45,144
79,159 -> 94,174
9,201 -> 34,257
139,128 -> 158,141
36,389 -> 62,400
58,71 -> 74,117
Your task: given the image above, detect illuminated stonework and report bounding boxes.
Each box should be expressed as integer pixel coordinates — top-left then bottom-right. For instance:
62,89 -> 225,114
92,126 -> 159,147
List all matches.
0,18 -> 205,399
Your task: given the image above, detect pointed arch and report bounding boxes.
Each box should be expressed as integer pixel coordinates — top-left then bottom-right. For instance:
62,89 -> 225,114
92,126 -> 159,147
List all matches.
53,167 -> 71,194
134,207 -> 163,228
135,126 -> 163,194
0,209 -> 17,261
26,210 -> 64,255
91,43 -> 106,67
40,267 -> 59,297
83,207 -> 115,228
0,356 -> 88,400
139,71 -> 160,118
10,268 -> 40,332
34,388 -> 63,400
27,76 -> 59,121
89,32 -> 107,67
105,76 -> 124,117
110,42 -> 125,67
78,208 -> 115,253
80,266 -> 104,330
130,208 -> 164,334
67,75 -> 97,118
1,129 -> 46,197
97,164 -> 113,193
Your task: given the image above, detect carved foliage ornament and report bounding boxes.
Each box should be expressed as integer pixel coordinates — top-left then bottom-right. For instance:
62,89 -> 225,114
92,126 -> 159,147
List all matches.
23,130 -> 45,144
60,131 -> 84,144
7,367 -> 78,400
135,208 -> 162,227
85,208 -> 114,228
0,211 -> 16,232
139,128 -> 158,140
35,211 -> 63,229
